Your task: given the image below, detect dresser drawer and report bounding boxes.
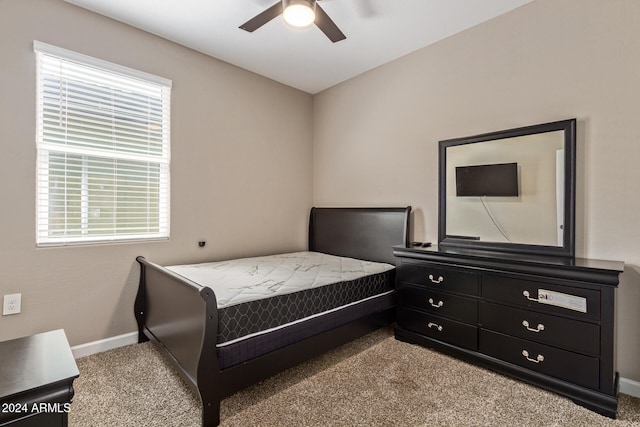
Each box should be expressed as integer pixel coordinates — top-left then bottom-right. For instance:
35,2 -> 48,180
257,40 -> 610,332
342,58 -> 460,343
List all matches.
399,285 -> 478,324
399,262 -> 479,295
481,274 -> 600,321
479,302 -> 600,356
479,330 -> 599,390
397,308 -> 478,351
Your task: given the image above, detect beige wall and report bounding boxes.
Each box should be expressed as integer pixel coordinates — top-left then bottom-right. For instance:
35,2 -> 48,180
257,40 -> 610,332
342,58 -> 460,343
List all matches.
0,1 -> 313,345
2,0 -> 639,385
313,0 -> 640,381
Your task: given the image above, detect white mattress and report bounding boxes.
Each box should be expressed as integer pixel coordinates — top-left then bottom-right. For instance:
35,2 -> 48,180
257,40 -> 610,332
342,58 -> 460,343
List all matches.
166,251 -> 394,309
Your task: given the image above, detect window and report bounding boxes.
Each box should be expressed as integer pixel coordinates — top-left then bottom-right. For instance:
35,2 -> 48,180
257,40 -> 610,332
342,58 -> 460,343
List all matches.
34,41 -> 171,246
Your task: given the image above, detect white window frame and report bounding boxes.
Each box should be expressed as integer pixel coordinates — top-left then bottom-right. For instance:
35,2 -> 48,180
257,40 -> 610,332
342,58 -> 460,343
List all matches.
34,41 -> 171,246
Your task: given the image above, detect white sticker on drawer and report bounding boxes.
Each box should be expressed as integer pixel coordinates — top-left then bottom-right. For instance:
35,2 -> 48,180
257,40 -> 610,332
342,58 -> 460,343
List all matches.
537,289 -> 587,313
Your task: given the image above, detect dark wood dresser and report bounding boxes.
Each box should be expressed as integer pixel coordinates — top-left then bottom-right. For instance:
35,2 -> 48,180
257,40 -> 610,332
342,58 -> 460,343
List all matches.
393,245 -> 624,418
0,329 -> 79,427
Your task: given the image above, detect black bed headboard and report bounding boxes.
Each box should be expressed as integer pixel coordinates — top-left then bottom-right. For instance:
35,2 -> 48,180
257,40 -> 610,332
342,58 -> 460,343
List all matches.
308,207 -> 411,265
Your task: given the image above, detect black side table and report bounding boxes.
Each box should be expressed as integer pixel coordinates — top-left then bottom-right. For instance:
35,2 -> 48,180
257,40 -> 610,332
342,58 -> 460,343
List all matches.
0,329 -> 79,427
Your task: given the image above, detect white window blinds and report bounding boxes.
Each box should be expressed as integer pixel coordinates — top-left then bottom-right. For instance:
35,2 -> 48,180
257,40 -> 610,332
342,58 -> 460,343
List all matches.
34,41 -> 171,246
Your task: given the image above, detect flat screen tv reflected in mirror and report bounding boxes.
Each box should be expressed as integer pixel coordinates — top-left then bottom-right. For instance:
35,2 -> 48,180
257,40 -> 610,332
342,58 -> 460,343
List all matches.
455,162 -> 519,197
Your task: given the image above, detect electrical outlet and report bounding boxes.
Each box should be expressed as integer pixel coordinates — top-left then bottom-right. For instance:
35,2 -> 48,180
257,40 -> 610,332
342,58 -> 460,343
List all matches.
3,293 -> 21,315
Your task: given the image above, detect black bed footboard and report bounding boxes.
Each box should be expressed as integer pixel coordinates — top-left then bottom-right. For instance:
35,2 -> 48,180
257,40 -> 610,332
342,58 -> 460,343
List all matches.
135,206 -> 411,426
135,256 -> 221,426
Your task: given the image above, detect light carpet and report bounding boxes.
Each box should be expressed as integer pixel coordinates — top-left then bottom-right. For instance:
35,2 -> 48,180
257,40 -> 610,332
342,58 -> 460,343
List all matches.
69,328 -> 640,426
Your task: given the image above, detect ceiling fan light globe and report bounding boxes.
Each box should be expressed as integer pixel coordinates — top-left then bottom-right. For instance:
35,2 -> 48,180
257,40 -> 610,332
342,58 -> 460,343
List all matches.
283,0 -> 316,28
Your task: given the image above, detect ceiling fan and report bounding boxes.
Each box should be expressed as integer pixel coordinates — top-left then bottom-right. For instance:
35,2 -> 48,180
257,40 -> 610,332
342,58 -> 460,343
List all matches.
240,0 -> 347,43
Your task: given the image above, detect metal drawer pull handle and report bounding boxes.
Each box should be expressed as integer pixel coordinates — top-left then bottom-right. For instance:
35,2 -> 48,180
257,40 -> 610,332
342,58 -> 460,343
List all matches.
522,320 -> 545,332
522,290 -> 539,302
427,322 -> 443,331
428,298 -> 444,308
428,274 -> 444,284
522,350 -> 544,363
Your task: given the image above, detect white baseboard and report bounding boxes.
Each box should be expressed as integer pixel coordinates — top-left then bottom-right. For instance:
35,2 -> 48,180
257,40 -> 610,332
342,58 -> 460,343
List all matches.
71,331 -> 138,359
620,377 -> 640,398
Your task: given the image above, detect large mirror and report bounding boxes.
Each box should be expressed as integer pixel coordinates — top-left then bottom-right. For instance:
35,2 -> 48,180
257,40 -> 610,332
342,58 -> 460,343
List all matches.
438,119 -> 576,258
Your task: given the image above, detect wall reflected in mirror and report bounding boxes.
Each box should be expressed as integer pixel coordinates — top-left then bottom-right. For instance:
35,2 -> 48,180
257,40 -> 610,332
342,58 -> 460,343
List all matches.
446,131 -> 565,246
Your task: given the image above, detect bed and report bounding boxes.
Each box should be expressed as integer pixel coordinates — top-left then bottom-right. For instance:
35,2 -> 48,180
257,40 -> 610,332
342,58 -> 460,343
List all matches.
134,207 -> 411,426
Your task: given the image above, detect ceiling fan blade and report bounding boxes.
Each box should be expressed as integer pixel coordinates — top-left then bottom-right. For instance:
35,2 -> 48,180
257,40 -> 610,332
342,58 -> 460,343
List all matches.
239,2 -> 283,32
315,3 -> 346,42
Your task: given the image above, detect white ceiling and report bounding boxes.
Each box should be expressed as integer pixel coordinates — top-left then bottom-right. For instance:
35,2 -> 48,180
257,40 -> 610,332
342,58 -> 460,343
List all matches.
64,0 -> 533,94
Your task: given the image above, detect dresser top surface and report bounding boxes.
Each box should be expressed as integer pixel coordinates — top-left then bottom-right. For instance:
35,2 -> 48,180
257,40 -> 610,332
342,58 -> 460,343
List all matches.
393,245 -> 624,274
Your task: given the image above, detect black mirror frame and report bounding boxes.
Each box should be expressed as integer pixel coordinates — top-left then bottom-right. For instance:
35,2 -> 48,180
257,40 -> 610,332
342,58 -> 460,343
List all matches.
438,119 -> 576,258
